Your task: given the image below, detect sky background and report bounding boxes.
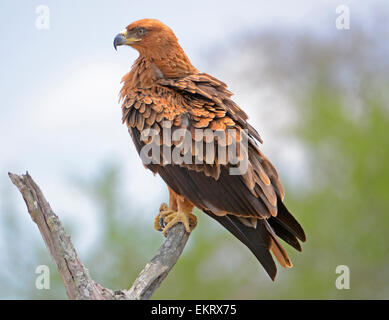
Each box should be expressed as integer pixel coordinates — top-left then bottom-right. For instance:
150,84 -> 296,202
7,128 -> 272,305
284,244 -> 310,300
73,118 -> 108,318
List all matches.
0,0 -> 387,289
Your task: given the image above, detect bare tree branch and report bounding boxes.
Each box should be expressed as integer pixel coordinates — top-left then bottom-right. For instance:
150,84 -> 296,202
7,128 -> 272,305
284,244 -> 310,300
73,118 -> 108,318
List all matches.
8,172 -> 190,300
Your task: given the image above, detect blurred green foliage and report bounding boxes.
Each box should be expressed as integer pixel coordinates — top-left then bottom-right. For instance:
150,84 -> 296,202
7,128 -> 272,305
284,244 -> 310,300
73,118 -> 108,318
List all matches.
1,19 -> 388,299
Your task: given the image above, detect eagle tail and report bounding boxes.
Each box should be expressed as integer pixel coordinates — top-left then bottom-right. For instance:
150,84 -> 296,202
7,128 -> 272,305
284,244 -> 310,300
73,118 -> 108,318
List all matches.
204,210 -> 278,280
204,201 -> 305,280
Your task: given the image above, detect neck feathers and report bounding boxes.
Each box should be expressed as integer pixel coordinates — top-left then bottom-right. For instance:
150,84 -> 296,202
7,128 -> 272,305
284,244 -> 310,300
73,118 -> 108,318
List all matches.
145,42 -> 197,79
120,42 -> 197,96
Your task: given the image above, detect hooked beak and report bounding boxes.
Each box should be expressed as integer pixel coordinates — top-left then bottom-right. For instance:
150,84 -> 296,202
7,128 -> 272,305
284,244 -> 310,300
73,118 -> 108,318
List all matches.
113,29 -> 141,50
113,32 -> 126,51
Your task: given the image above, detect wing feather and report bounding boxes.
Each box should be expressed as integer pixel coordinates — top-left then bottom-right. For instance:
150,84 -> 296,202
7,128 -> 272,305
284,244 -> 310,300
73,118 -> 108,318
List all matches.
121,71 -> 305,279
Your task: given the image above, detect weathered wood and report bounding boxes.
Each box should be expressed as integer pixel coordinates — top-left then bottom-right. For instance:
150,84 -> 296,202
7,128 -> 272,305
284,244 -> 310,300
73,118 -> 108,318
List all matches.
8,172 -> 189,300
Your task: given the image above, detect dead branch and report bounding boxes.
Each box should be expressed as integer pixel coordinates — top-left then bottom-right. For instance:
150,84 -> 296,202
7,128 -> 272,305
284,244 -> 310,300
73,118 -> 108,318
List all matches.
8,172 -> 190,300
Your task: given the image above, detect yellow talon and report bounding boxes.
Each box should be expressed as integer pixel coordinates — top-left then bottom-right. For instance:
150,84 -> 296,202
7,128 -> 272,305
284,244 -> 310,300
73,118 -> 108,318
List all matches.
154,203 -> 197,236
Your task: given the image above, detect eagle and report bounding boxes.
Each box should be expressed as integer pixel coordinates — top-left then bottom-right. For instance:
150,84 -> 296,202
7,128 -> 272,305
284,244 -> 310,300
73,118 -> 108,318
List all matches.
114,19 -> 305,280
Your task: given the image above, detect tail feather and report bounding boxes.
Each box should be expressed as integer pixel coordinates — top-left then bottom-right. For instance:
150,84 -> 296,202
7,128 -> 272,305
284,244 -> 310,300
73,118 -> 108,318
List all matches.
268,217 -> 302,251
204,198 -> 305,280
276,199 -> 306,242
265,220 -> 292,268
204,210 -> 277,280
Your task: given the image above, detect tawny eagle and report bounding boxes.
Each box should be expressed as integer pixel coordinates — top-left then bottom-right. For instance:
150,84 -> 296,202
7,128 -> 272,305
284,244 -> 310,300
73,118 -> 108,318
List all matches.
114,19 -> 305,280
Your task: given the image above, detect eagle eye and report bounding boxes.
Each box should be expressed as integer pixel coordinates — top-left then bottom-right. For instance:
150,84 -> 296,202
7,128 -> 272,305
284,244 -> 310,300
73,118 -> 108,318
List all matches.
137,28 -> 146,36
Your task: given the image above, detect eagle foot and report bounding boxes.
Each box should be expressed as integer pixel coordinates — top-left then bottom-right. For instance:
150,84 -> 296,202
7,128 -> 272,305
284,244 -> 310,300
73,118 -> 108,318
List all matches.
154,203 -> 197,236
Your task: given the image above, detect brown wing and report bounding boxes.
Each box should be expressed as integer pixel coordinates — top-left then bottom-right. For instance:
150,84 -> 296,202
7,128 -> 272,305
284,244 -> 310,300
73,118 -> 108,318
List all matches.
122,73 -> 305,279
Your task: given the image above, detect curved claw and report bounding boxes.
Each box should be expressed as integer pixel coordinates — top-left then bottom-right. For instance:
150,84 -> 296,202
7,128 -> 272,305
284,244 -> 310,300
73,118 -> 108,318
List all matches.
154,204 -> 197,236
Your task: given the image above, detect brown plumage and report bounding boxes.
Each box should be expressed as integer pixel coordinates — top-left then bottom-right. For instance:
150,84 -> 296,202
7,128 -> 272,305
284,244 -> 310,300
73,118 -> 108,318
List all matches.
114,19 -> 306,280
